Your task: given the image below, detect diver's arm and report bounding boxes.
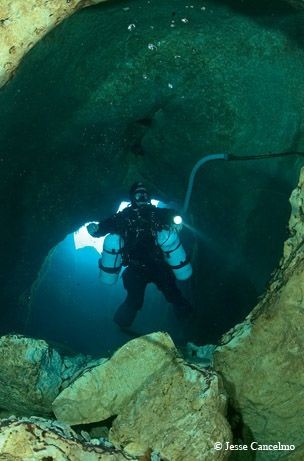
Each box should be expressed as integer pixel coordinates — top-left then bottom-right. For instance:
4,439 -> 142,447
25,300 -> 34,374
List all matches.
87,214 -> 120,237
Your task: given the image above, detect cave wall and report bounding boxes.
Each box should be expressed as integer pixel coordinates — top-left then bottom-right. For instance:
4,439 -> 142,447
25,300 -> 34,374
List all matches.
0,0 -> 304,336
1,1 -> 304,92
214,167 -> 304,460
0,0 -> 107,88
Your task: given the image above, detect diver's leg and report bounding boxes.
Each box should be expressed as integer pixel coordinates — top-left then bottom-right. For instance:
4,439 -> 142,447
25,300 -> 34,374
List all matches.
114,266 -> 147,328
153,263 -> 193,319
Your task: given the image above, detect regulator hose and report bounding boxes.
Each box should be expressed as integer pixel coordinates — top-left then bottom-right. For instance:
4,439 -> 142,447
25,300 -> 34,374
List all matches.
182,151 -> 304,214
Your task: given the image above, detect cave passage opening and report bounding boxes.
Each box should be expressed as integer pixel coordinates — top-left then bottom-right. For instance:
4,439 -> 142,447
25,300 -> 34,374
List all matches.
25,199 -> 193,356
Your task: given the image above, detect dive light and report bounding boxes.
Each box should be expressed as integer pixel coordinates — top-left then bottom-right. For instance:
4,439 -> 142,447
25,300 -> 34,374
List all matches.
173,215 -> 183,225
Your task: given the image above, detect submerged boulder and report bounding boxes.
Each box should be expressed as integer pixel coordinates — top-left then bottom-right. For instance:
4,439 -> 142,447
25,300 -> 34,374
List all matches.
53,332 -> 178,424
53,331 -> 232,460
110,360 -> 231,461
0,334 -> 101,417
0,416 -> 134,460
214,167 -> 304,460
0,335 -> 63,416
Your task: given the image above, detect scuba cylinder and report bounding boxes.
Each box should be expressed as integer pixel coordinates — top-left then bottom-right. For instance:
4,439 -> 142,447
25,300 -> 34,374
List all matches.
98,234 -> 124,284
157,229 -> 192,280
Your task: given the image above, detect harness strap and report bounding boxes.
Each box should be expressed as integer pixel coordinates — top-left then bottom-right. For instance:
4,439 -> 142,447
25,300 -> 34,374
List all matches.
164,242 -> 181,255
98,259 -> 122,274
103,248 -> 122,255
168,258 -> 189,270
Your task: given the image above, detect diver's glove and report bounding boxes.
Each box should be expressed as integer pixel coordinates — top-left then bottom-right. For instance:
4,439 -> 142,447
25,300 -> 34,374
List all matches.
87,222 -> 99,236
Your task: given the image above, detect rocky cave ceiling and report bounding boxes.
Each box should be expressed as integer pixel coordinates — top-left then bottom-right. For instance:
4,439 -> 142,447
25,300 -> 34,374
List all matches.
0,0 -> 304,338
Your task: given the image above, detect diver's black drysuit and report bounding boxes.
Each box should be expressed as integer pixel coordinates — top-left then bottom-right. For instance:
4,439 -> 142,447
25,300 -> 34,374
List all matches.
92,204 -> 192,328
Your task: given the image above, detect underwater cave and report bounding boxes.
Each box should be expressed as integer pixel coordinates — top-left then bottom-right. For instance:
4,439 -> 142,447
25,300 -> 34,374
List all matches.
0,0 -> 304,356
1,0 -> 304,459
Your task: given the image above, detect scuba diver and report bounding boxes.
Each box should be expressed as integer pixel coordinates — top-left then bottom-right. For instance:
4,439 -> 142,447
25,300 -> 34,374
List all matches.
87,182 -> 193,329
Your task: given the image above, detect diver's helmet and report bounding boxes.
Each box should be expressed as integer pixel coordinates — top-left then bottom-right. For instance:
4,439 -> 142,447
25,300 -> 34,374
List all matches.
129,182 -> 151,207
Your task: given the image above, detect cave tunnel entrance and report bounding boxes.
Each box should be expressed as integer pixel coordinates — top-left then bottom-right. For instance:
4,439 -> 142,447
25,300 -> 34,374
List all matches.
25,199 -> 193,356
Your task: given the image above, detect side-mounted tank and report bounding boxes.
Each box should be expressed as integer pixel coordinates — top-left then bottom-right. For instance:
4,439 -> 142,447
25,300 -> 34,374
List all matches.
98,234 -> 124,285
157,229 -> 192,280
98,229 -> 192,284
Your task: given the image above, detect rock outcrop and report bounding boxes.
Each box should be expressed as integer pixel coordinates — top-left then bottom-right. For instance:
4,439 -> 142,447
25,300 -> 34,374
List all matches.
214,167 -> 304,460
0,416 -> 133,460
53,331 -> 232,461
0,335 -> 63,416
0,334 -> 104,416
283,167 -> 304,261
110,360 -> 231,461
53,332 -> 179,425
0,331 -> 232,459
0,0 -> 107,88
